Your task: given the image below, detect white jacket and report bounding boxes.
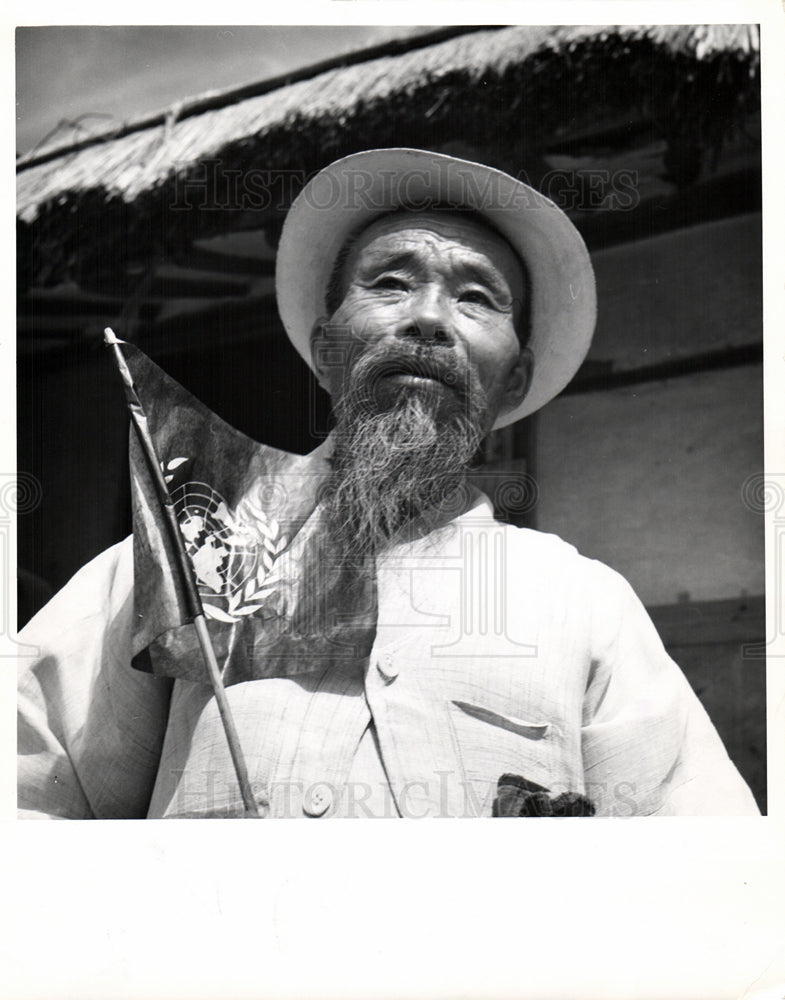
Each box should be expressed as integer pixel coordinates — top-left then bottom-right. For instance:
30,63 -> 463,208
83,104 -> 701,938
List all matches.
17,492 -> 759,818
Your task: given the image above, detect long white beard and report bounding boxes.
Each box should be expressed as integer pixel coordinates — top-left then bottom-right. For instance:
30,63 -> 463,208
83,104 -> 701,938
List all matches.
321,342 -> 489,561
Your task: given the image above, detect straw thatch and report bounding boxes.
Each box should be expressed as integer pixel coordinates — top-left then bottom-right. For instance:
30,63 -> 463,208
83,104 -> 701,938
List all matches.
18,24 -> 759,289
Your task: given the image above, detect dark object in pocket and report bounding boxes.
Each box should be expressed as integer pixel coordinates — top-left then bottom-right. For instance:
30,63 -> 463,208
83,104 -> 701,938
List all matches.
492,773 -> 596,817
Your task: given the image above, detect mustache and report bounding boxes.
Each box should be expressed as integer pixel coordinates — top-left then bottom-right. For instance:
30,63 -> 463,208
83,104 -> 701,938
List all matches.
344,341 -> 470,404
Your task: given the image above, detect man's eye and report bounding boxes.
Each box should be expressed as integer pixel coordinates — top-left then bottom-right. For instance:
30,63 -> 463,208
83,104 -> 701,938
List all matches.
372,276 -> 408,291
459,289 -> 495,307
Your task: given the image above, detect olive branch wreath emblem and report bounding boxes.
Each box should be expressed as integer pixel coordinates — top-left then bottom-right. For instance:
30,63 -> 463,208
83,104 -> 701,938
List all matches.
162,456 -> 291,625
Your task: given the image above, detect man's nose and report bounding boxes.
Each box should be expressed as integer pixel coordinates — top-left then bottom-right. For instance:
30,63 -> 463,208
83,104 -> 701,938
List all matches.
394,287 -> 454,344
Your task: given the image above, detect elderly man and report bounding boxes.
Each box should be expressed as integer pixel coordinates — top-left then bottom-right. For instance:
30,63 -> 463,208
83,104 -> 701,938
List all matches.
17,148 -> 759,819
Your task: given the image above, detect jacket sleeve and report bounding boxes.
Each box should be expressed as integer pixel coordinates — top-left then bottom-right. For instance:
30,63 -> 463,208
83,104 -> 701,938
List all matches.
581,563 -> 760,816
17,537 -> 172,819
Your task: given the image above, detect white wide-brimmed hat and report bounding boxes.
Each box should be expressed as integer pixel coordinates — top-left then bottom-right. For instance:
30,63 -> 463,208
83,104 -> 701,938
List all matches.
275,148 -> 596,428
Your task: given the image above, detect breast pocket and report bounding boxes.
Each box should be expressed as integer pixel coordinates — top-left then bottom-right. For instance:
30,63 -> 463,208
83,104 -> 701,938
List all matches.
446,697 -> 571,815
451,700 -> 550,741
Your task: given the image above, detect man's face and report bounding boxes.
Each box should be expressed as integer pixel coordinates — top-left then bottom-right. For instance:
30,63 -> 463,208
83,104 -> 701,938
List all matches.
314,211 -> 530,431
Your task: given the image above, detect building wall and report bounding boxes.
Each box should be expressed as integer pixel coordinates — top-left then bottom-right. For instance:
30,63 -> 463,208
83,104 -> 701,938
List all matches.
535,364 -> 763,607
533,213 -> 765,809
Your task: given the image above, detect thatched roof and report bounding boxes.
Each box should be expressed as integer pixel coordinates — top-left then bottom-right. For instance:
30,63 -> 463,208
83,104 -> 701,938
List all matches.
18,23 -> 759,290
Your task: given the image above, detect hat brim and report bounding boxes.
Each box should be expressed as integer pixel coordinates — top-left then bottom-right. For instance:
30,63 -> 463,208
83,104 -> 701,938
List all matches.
275,148 -> 596,429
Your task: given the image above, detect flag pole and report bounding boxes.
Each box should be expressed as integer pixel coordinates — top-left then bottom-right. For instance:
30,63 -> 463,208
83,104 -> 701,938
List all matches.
104,328 -> 262,818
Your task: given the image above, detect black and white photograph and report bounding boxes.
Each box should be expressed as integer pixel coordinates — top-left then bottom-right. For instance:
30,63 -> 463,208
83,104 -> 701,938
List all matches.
5,10 -> 785,1000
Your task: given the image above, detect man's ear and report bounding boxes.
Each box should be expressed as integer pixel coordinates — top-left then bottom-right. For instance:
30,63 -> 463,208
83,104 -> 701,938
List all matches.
500,346 -> 534,413
309,318 -> 333,392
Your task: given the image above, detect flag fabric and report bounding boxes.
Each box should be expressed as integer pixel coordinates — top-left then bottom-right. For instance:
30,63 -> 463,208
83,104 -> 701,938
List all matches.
112,338 -> 376,687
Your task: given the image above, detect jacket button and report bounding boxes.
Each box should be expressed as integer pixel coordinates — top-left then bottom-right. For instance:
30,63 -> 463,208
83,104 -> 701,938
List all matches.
377,653 -> 400,681
303,783 -> 333,817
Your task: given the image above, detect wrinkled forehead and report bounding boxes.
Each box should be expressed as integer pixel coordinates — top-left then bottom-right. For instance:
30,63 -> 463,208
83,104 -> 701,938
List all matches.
345,210 -> 526,293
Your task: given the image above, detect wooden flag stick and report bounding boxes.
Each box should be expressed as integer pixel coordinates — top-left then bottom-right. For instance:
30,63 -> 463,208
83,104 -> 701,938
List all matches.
191,615 -> 260,818
104,327 -> 261,818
